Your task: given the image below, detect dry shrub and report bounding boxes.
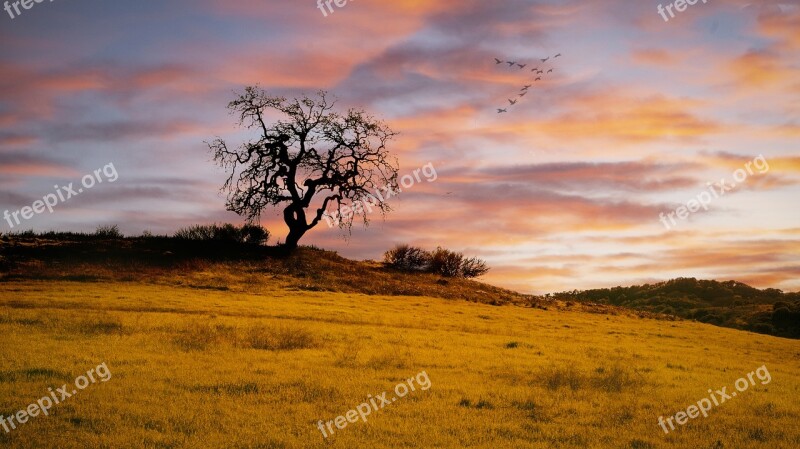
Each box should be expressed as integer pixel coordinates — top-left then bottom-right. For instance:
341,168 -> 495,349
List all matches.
541,365 -> 587,391
174,321 -> 317,352
364,346 -> 413,370
460,256 -> 490,278
243,325 -> 318,351
512,398 -> 550,422
429,247 -> 464,277
174,321 -> 225,351
384,244 -> 490,278
334,344 -> 361,368
592,365 -> 642,393
383,244 -> 430,271
95,225 -> 123,238
78,316 -> 125,335
540,364 -> 641,393
173,223 -> 269,245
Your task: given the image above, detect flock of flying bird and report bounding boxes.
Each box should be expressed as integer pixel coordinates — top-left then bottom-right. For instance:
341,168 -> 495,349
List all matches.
494,53 -> 561,113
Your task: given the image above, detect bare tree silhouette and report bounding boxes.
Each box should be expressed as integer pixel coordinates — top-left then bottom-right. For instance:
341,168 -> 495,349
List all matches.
207,87 -> 398,249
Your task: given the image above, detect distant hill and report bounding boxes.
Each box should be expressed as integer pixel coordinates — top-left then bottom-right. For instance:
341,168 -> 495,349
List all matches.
548,278 -> 800,339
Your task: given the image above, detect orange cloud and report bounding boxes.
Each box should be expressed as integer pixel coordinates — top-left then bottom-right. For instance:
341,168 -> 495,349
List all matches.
537,92 -> 722,143
757,6 -> 800,51
727,50 -> 795,88
631,48 -> 680,66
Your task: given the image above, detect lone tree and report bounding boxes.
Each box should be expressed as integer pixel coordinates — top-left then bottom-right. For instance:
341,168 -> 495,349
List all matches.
208,87 -> 398,249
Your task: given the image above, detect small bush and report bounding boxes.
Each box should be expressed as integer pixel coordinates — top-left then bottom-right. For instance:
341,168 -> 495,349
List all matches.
460,256 -> 490,278
384,244 -> 490,278
78,317 -> 125,335
542,365 -> 586,391
628,440 -> 655,449
173,223 -> 269,245
383,244 -> 430,271
174,322 -> 223,351
241,224 -> 270,245
243,325 -> 317,351
592,365 -> 640,393
475,398 -> 494,409
333,344 -> 361,368
95,225 -> 122,238
213,223 -> 240,242
174,322 -> 315,351
174,225 -> 215,241
429,247 -> 464,277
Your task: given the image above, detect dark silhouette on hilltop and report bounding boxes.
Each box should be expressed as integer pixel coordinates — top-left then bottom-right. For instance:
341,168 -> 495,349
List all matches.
207,88 -> 398,249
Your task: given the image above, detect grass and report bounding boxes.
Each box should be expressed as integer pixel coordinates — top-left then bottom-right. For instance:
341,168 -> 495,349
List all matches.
0,238 -> 540,308
0,237 -> 675,322
0,279 -> 798,448
0,238 -> 798,448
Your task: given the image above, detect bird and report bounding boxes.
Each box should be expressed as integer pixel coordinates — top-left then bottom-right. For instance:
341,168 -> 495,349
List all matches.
555,53 -> 562,58
506,61 -> 517,67
523,84 -> 532,89
494,58 -> 503,64
517,63 -> 527,69
535,77 -> 541,81
541,57 -> 549,62
547,69 -> 553,73
537,70 -> 544,74
508,99 -> 517,105
445,192 -> 453,195
519,92 -> 528,97
497,108 -> 507,113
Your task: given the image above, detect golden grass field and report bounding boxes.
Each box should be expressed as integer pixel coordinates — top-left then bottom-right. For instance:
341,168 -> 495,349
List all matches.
1,258 -> 799,448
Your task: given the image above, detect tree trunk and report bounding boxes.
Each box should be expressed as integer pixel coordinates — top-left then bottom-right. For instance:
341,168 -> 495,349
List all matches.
283,205 -> 308,250
284,225 -> 306,250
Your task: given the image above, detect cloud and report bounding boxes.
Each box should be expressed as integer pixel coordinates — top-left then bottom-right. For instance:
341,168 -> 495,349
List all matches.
755,3 -> 800,51
631,48 -> 680,66
48,120 -> 204,143
0,132 -> 37,148
479,160 -> 701,192
538,92 -> 723,143
727,49 -> 797,89
0,153 -> 77,177
0,0 -> 797,294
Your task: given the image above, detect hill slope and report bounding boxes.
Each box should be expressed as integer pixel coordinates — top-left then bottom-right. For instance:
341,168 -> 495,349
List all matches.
0,237 -> 799,448
549,278 -> 800,339
0,235 -> 662,318
1,276 -> 799,448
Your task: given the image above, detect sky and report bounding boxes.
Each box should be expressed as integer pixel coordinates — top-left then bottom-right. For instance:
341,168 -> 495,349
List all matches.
0,0 -> 798,294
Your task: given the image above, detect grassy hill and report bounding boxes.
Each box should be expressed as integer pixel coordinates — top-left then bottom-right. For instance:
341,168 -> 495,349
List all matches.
548,278 -> 800,339
0,234 -> 666,317
1,236 -> 799,448
0,235 -> 533,305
